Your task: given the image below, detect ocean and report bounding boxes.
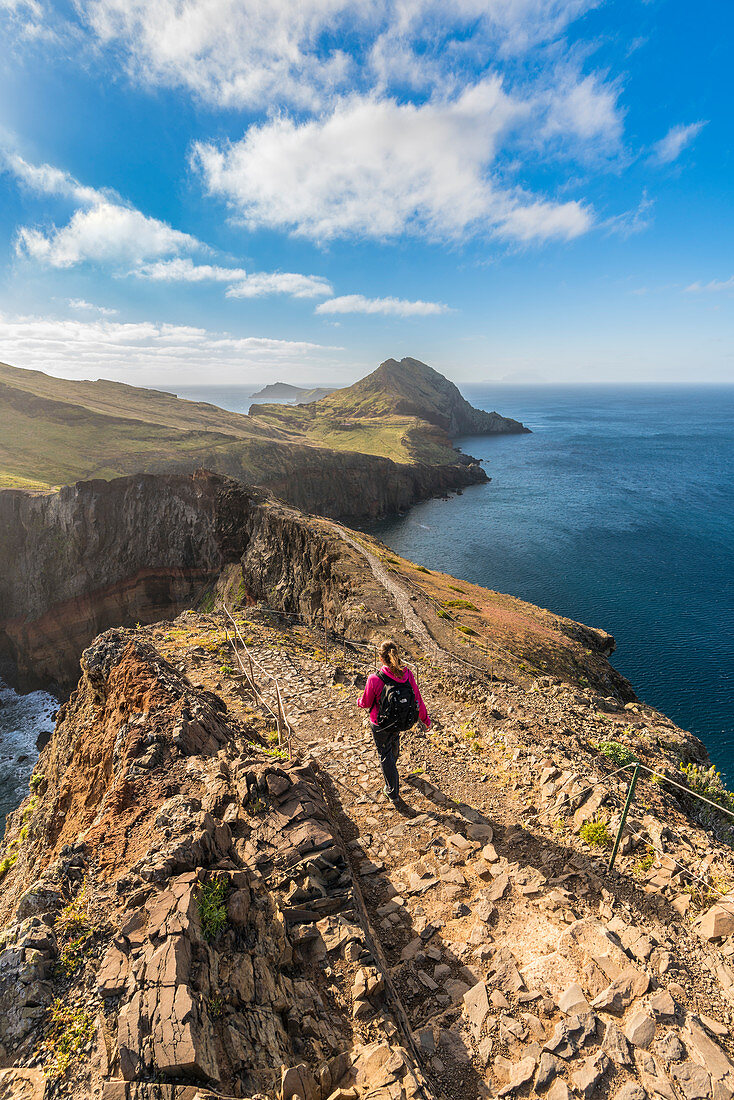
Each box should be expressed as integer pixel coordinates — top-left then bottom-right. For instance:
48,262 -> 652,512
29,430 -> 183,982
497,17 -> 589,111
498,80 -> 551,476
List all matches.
1,382 -> 731,821
365,385 -> 734,776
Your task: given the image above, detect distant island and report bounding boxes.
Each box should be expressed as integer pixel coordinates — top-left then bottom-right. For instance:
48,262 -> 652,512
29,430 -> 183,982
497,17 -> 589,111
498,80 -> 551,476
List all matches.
0,356 -> 529,519
248,381 -> 336,404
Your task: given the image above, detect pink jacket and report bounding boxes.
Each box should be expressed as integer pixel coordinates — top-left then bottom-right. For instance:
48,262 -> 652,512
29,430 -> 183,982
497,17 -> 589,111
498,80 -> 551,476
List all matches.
358,665 -> 430,728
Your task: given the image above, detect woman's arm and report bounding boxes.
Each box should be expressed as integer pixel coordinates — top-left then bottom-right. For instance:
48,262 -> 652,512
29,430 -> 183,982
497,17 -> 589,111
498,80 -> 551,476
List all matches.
358,673 -> 380,711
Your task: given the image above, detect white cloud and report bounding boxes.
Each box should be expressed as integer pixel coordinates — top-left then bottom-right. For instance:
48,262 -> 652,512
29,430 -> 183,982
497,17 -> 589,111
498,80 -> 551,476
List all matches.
3,151 -> 204,269
537,71 -> 623,157
2,151 -> 102,204
77,0 -> 600,110
0,311 -> 341,384
67,298 -> 118,315
135,257 -> 333,298
649,121 -> 707,166
685,277 -> 734,293
16,202 -> 199,268
316,294 -> 450,316
194,82 -> 594,244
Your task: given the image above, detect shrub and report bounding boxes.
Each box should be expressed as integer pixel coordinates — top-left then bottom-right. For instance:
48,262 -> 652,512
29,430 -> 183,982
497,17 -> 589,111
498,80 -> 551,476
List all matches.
415,566 -> 431,574
45,999 -> 95,1077
30,773 -> 44,793
196,878 -> 229,942
456,625 -> 477,636
443,599 -> 478,611
579,815 -> 612,848
57,932 -> 93,977
598,740 -> 638,767
56,884 -> 92,938
678,762 -> 734,838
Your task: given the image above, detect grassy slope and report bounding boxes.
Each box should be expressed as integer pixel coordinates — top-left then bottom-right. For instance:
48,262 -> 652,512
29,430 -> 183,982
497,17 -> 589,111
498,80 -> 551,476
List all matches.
249,358 -> 481,465
0,361 -> 467,489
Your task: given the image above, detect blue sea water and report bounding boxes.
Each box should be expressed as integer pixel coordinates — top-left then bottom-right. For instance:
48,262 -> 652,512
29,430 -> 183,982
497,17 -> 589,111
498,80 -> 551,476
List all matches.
364,385 -> 734,776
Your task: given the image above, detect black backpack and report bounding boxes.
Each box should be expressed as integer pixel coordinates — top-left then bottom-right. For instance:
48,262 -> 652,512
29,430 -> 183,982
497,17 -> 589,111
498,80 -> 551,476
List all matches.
376,671 -> 419,733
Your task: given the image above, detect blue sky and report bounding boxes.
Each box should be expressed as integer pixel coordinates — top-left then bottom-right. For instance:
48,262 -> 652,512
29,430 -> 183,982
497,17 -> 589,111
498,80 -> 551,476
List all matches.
0,0 -> 731,387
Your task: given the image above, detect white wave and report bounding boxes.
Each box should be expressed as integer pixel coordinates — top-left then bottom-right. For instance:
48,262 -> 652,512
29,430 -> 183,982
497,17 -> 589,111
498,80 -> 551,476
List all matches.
0,678 -> 57,822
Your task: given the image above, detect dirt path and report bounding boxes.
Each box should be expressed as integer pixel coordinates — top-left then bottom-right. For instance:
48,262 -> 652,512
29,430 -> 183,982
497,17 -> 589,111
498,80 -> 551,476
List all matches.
333,525 -> 447,663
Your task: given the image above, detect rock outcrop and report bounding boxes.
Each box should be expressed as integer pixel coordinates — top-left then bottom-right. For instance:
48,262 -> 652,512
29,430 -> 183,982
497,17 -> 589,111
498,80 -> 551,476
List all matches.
0,473 -> 257,691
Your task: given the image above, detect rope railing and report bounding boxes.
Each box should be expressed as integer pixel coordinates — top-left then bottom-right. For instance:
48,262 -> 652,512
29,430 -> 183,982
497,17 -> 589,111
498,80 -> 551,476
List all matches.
222,604 -> 294,758
222,599 -> 734,935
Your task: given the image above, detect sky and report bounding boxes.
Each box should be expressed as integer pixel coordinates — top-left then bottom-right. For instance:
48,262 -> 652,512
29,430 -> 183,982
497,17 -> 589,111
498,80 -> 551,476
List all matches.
0,0 -> 732,388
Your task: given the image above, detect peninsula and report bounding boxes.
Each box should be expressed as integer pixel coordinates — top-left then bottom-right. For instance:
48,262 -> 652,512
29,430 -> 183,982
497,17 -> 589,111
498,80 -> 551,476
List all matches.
0,357 -> 528,518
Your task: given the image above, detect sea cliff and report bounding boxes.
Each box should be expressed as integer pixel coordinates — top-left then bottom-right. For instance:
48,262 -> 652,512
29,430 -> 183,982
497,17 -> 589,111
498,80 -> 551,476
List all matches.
0,478 -> 733,1100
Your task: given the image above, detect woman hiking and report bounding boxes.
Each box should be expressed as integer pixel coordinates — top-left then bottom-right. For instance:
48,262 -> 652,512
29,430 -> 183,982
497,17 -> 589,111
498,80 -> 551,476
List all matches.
358,640 -> 430,804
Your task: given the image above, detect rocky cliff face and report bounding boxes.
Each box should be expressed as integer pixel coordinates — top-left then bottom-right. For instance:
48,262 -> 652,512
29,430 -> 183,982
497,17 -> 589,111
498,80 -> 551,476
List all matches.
0,470 -> 626,700
0,472 -> 257,691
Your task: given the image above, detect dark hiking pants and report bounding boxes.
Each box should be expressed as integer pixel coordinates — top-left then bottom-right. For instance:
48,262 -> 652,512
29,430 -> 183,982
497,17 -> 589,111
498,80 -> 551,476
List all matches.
371,723 -> 400,800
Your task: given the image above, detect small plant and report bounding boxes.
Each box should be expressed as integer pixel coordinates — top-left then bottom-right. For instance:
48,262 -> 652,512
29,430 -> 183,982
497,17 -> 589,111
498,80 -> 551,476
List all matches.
196,878 -> 229,942
449,584 -> 466,593
437,608 -> 449,619
45,999 -> 95,1077
57,932 -> 94,977
552,817 -> 568,834
443,599 -> 479,611
56,883 -> 92,938
598,740 -> 638,767
579,815 -> 612,848
456,625 -> 477,636
0,853 -> 17,879
415,565 -> 431,574
633,847 -> 655,878
209,992 -> 226,1019
30,773 -> 44,793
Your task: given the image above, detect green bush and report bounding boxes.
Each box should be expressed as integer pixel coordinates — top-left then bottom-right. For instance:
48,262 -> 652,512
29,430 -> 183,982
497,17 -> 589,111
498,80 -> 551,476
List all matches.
598,740 -> 638,767
579,815 -> 612,847
196,878 -> 229,941
30,773 -> 44,793
443,599 -> 478,611
678,762 -> 734,838
46,999 -> 95,1077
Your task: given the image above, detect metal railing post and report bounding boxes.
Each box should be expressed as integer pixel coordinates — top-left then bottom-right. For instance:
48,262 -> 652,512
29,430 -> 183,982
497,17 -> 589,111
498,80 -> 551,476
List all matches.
608,763 -> 640,872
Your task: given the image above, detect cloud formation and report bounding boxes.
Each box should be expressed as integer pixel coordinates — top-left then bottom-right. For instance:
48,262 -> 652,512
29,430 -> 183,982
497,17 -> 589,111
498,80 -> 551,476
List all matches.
316,294 -> 450,316
685,276 -> 734,293
76,0 -> 601,111
650,121 -> 707,166
136,257 -> 333,299
16,202 -> 198,267
194,83 -> 594,244
0,311 -> 341,383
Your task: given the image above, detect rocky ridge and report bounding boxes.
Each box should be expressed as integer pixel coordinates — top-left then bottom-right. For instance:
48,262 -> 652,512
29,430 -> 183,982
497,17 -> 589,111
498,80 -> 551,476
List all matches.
1,522 -> 734,1100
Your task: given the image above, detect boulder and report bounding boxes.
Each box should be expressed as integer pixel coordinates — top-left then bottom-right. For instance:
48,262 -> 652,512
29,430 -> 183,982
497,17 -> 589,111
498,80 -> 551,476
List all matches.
694,900 -> 734,943
670,1062 -> 713,1100
624,1010 -> 656,1049
463,982 -> 490,1038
